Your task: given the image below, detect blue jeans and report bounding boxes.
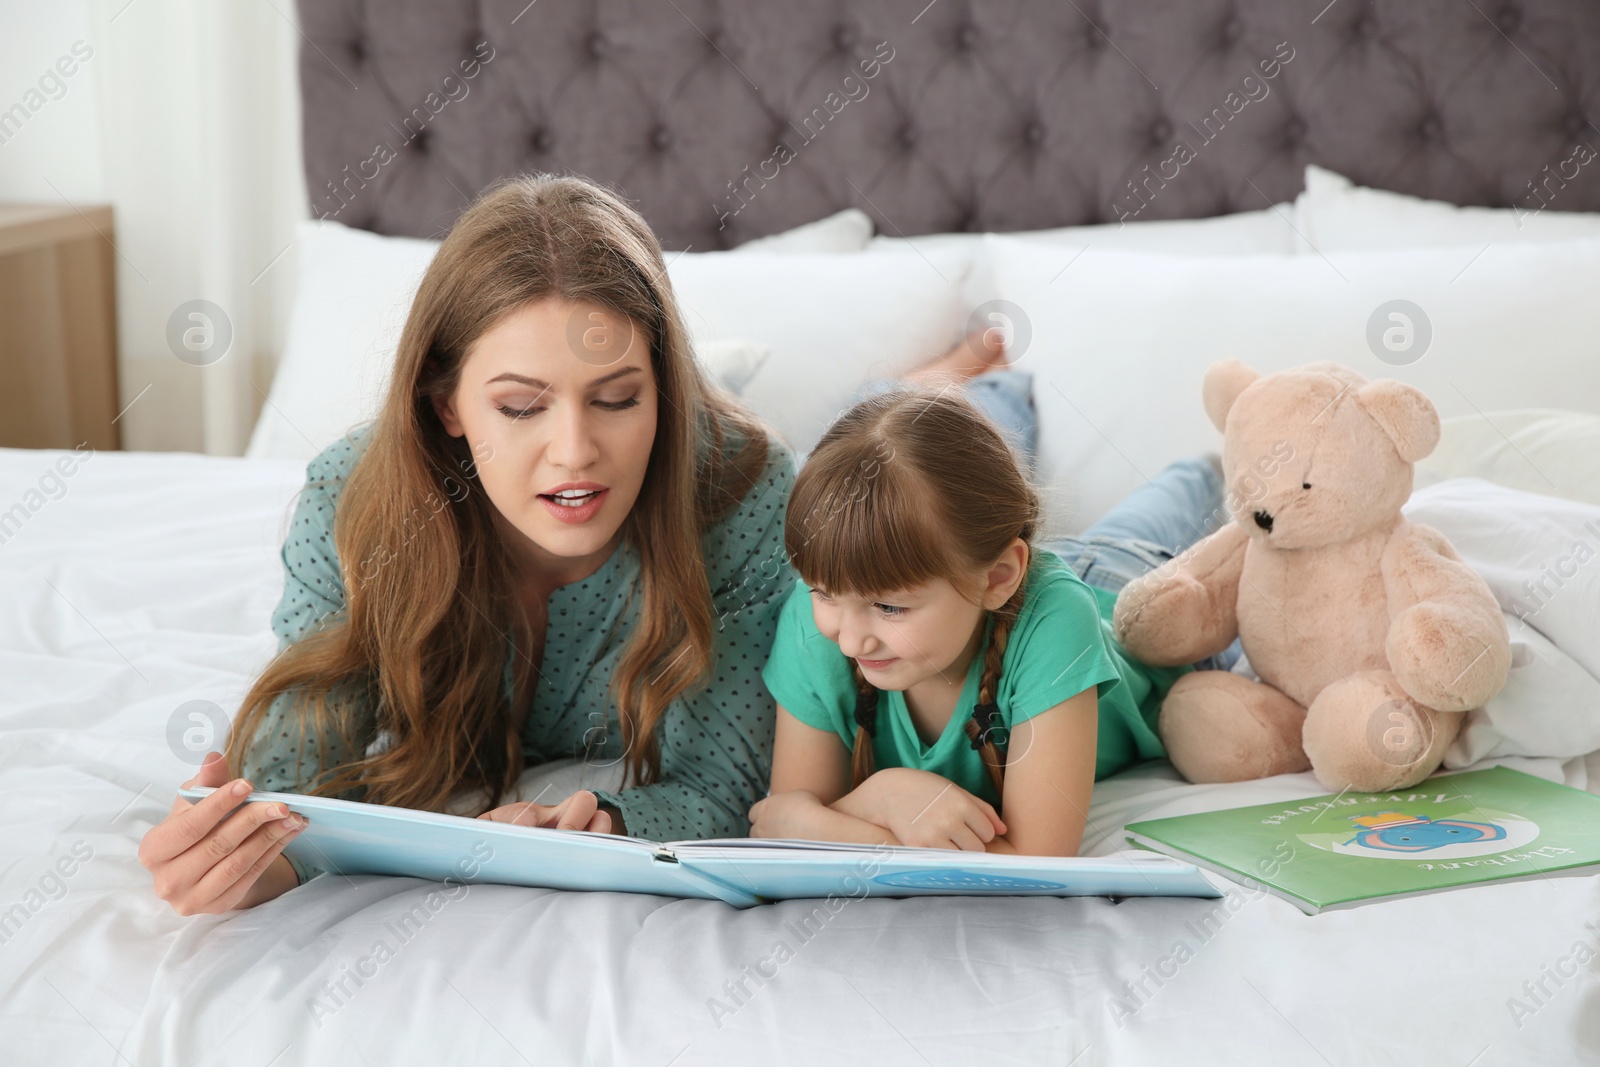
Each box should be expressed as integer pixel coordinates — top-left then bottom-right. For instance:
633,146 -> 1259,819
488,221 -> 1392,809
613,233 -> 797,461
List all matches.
818,369 -> 1242,672
1042,456 -> 1244,672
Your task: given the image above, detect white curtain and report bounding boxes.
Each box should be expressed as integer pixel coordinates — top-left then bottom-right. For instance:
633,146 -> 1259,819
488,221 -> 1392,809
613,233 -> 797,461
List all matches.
89,0 -> 306,455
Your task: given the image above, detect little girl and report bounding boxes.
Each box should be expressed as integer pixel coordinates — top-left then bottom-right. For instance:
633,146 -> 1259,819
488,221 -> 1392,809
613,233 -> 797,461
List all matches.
750,383 -> 1236,857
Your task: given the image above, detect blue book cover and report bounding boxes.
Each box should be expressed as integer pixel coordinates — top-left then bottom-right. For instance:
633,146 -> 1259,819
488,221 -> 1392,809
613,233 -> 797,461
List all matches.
179,785 -> 1220,908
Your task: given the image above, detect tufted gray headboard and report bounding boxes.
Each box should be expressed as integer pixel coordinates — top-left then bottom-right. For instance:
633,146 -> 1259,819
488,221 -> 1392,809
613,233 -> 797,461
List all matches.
296,0 -> 1600,250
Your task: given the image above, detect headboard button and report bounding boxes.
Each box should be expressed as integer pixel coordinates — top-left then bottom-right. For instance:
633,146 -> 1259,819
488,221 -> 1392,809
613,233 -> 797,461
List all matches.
833,24 -> 857,50
348,39 -> 366,63
1149,117 -> 1173,144
588,31 -> 608,59
1418,115 -> 1443,143
900,126 -> 918,150
651,126 -> 672,151
1025,122 -> 1045,147
1496,5 -> 1521,34
1567,112 -> 1592,138
1220,17 -> 1243,46
1283,116 -> 1308,146
530,128 -> 553,153
957,24 -> 980,50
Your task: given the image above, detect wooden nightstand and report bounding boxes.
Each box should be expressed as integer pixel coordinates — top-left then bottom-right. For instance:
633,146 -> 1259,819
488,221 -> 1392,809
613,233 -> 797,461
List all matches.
0,203 -> 121,450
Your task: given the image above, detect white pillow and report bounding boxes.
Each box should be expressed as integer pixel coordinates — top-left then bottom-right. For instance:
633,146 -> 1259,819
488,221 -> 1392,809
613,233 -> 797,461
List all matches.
867,207 -> 1299,308
247,221 -> 433,462
1417,409 -> 1600,508
986,233 -> 1600,536
668,249 -> 970,455
867,205 -> 1297,256
694,337 -> 771,395
732,208 -> 872,253
249,210 -> 877,462
1293,164 -> 1600,252
1399,479 -> 1600,766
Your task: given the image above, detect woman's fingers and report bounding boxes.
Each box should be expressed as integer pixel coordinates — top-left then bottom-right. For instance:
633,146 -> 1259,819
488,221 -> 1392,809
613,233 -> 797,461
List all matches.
554,792 -> 598,831
208,840 -> 296,914
187,813 -> 307,913
179,751 -> 232,792
154,800 -> 303,910
475,794 -> 609,832
142,775 -> 256,869
478,802 -> 552,827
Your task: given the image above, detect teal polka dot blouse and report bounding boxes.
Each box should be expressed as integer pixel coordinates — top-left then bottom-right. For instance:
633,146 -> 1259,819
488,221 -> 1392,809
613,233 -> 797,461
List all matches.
243,419 -> 797,886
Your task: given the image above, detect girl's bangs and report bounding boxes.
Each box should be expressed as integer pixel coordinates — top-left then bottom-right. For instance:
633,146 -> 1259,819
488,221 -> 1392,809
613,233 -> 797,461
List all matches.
786,457 -> 962,599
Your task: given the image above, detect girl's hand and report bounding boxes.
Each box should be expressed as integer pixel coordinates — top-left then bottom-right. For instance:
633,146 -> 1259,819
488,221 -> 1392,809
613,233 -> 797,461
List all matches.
848,767 -> 1005,851
139,751 -> 308,915
748,790 -> 824,839
476,790 -> 613,833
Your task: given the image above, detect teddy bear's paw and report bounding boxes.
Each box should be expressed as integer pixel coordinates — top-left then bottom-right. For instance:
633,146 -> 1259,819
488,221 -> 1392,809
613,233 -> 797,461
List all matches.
1302,671 -> 1462,792
1112,569 -> 1222,668
1387,602 -> 1512,712
1159,672 -> 1310,784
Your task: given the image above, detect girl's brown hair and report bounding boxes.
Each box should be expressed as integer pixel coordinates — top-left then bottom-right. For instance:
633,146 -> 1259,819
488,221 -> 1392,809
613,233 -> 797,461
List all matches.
784,387 -> 1041,805
226,173 -> 771,814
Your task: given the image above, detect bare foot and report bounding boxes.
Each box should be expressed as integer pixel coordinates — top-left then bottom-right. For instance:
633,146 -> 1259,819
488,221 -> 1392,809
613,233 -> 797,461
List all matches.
902,326 -> 1008,386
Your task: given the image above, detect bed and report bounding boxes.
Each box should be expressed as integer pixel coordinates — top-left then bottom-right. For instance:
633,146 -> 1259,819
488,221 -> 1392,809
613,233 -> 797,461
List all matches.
6,1 -> 1600,1063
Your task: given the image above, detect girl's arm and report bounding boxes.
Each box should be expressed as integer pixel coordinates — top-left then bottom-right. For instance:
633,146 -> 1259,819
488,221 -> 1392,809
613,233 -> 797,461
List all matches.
768,703 -> 851,800
987,686 -> 1100,856
750,790 -> 902,846
764,705 -> 1009,850
752,705 -> 904,844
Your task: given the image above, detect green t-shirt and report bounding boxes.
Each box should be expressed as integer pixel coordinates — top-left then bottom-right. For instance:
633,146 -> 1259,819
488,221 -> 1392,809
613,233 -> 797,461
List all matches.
760,549 -> 1188,809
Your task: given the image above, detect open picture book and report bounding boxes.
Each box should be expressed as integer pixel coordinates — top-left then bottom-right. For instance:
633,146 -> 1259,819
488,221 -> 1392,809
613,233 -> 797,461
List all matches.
178,785 -> 1219,908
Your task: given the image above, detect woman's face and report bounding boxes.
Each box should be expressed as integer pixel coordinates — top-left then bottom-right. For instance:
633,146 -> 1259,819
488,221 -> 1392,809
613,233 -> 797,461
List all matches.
432,296 -> 658,582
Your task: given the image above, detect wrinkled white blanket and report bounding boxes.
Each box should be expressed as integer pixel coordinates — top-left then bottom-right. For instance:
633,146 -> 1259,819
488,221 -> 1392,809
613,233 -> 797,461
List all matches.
1,447 -> 1595,1066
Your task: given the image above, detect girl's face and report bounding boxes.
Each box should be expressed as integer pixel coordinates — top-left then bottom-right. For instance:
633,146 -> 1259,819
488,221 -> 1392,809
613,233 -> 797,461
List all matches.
808,540 -> 1030,692
432,296 -> 658,581
810,578 -> 988,691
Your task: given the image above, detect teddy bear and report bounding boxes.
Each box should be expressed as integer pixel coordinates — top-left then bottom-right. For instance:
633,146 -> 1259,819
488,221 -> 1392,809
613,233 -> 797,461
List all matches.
1111,359 -> 1512,792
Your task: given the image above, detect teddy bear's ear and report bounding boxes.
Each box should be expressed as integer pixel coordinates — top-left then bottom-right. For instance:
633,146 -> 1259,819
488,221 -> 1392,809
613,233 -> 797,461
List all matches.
1355,379 -> 1440,463
1202,359 -> 1260,433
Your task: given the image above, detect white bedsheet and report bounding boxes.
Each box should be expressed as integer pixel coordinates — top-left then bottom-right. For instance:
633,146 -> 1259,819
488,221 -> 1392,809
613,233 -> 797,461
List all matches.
1,445 -> 1596,1066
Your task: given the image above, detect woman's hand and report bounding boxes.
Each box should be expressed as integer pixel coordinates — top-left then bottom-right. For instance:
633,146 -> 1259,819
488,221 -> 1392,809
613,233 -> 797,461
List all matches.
841,767 -> 1005,851
748,790 -> 826,839
476,790 -> 614,833
139,751 -> 308,915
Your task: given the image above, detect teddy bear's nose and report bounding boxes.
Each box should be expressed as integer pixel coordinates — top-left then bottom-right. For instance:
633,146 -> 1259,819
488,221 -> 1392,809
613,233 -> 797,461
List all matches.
1253,509 -> 1275,533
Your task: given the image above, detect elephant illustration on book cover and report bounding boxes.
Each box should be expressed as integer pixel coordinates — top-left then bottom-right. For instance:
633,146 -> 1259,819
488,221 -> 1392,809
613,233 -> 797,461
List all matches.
1341,811 -> 1507,853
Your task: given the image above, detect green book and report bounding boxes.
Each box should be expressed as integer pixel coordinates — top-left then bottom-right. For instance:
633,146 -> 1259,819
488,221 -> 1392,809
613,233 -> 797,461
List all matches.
1124,767 -> 1600,915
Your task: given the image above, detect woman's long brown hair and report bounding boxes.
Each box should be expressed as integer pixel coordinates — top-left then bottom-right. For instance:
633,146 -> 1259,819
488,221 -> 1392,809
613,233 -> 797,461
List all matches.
226,173 -> 770,815
784,388 -> 1041,806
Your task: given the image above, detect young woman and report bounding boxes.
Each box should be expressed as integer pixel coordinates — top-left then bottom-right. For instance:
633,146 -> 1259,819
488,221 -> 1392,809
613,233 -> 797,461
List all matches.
749,386 -> 1238,857
139,175 -> 798,914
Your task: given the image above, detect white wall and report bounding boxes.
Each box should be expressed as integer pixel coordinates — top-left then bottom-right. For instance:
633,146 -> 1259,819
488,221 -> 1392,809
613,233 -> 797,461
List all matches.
0,0 -> 305,454
0,0 -> 107,202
